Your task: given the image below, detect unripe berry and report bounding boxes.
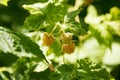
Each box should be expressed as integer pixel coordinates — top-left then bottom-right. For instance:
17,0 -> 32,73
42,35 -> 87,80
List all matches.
62,43 -> 75,54
61,32 -> 72,44
43,32 -> 55,46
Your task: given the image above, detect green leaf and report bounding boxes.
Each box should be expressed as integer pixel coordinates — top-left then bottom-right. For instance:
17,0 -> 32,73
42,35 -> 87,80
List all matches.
50,39 -> 62,56
110,7 -> 120,20
65,22 -> 86,36
48,72 -> 61,80
23,1 -> 50,14
63,9 -> 86,36
107,21 -> 120,36
46,2 -> 68,23
64,9 -> 81,23
0,0 -> 9,6
48,64 -> 74,80
0,26 -> 48,63
23,14 -> 46,30
90,24 -> 113,48
0,52 -> 18,66
34,61 -> 48,72
84,5 -> 98,24
57,64 -> 74,80
76,59 -> 110,80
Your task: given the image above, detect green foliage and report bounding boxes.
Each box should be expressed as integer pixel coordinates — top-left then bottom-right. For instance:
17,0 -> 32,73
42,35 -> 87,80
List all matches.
64,9 -> 86,36
1,0 -> 120,80
22,0 -> 86,36
48,59 -> 110,80
0,26 -> 47,62
76,59 -> 109,80
85,5 -> 120,48
0,26 -> 49,80
23,0 -> 68,32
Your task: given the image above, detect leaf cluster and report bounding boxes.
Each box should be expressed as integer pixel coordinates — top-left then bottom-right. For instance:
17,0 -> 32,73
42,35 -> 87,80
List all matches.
48,58 -> 110,80
0,26 -> 48,80
85,5 -> 120,48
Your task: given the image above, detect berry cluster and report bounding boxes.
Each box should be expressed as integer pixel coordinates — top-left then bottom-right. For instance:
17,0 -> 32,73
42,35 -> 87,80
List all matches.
42,32 -> 75,54
61,33 -> 75,54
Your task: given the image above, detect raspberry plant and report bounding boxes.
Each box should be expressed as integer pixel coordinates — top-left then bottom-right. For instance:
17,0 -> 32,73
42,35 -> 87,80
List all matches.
0,0 -> 120,80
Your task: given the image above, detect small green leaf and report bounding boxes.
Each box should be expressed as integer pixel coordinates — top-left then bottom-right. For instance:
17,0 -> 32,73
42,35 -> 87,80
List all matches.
23,1 -> 50,14
64,9 -> 81,23
23,14 -> 46,30
65,22 -> 86,36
